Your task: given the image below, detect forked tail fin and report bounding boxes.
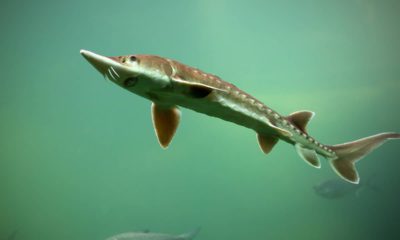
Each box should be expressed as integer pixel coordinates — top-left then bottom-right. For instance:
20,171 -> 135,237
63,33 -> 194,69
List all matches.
178,227 -> 201,240
329,132 -> 400,184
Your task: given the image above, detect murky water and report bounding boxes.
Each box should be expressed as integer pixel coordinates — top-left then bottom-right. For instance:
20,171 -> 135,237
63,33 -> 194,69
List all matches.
1,1 -> 400,239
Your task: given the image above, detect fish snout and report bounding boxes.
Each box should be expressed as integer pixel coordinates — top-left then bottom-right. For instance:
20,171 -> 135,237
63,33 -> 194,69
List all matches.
80,49 -> 117,76
80,49 -> 137,85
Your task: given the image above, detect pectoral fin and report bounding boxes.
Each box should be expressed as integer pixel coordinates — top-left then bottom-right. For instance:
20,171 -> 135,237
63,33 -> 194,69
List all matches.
268,123 -> 292,137
171,76 -> 226,98
295,144 -> 320,168
257,134 -> 279,155
151,103 -> 181,149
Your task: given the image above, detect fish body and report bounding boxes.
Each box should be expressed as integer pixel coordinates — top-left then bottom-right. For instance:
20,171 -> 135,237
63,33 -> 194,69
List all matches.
7,230 -> 18,240
80,50 -> 400,184
106,232 -> 180,240
314,179 -> 363,199
159,59 -> 330,154
106,228 -> 200,240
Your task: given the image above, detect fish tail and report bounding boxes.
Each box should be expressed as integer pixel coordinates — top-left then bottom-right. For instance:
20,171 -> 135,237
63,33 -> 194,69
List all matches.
328,132 -> 400,184
178,227 -> 201,240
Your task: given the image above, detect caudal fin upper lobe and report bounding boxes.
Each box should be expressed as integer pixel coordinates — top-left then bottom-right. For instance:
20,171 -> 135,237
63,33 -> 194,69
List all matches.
328,133 -> 400,184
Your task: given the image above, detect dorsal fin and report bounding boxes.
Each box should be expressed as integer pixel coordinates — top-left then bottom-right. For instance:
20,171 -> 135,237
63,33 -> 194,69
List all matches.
151,103 -> 181,149
286,110 -> 315,133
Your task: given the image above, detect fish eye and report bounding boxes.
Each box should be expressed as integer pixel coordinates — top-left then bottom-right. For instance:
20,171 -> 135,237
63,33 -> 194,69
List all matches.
129,55 -> 137,62
124,77 -> 138,87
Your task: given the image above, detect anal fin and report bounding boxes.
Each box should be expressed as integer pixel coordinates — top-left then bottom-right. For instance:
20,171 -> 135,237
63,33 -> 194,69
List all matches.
257,134 -> 279,155
151,103 -> 181,149
295,144 -> 320,168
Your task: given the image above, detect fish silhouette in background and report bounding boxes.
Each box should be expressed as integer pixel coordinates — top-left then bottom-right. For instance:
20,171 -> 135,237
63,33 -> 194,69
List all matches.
314,176 -> 380,199
105,228 -> 200,240
5,230 -> 18,240
80,50 -> 400,184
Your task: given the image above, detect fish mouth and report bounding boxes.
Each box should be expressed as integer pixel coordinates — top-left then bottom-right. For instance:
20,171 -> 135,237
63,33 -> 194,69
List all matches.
80,49 -> 132,82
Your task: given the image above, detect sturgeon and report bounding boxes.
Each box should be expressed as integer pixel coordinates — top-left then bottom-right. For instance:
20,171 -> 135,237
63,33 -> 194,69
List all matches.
80,49 -> 400,184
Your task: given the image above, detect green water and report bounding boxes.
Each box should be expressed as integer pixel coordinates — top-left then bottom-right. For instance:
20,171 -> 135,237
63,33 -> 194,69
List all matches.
1,0 -> 400,239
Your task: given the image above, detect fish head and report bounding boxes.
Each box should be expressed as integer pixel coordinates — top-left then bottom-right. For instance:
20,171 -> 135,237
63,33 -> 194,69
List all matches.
80,50 -> 173,93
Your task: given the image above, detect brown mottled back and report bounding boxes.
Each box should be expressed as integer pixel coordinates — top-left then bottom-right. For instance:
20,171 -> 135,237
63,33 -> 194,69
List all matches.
169,60 -> 227,90
136,55 -> 174,77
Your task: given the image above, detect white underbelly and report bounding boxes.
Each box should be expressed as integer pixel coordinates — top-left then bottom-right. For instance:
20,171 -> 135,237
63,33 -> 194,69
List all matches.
165,92 -> 278,136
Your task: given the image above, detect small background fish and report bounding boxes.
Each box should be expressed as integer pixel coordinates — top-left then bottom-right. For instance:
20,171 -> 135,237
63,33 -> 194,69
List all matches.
314,176 -> 380,199
106,228 -> 200,240
7,230 -> 18,240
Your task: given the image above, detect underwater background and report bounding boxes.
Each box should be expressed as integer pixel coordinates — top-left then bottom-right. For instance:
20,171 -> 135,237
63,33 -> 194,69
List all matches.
1,0 -> 400,239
